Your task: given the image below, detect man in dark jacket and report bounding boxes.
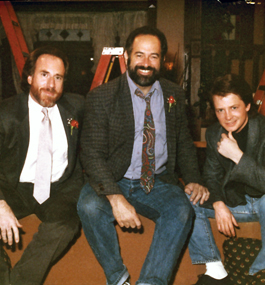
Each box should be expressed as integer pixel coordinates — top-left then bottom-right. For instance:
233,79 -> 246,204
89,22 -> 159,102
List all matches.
189,74 -> 264,285
0,46 -> 84,285
78,26 -> 208,285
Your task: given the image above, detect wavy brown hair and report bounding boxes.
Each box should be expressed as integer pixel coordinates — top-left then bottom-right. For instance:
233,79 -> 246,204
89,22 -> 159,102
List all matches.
125,25 -> 168,60
210,73 -> 258,117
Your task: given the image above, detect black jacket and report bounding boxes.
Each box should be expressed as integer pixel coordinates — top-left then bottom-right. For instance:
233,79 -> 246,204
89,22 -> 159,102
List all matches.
203,114 -> 265,208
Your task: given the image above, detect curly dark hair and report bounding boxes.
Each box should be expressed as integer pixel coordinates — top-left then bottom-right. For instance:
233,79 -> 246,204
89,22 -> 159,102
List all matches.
125,25 -> 168,59
21,46 -> 69,93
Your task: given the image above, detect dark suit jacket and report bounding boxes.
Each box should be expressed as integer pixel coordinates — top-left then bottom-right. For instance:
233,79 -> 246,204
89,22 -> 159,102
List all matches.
0,92 -> 84,203
81,73 -> 202,196
203,114 -> 265,208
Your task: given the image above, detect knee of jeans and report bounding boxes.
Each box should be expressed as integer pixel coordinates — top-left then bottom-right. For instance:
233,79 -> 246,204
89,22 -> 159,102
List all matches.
193,204 -> 208,217
183,202 -> 195,223
169,200 -> 194,226
258,195 -> 265,214
78,196 -> 96,218
77,192 -> 108,223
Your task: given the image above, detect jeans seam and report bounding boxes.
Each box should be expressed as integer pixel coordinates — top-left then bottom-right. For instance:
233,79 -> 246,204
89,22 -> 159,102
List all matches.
191,209 -> 221,264
106,266 -> 129,285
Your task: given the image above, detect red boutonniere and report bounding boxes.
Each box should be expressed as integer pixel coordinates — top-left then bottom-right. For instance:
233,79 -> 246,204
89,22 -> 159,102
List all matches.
167,96 -> 176,112
67,118 -> 79,135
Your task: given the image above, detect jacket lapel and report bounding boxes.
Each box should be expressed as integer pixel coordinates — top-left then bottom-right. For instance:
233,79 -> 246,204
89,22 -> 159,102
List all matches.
17,94 -> 30,176
15,93 -> 78,182
246,116 -> 260,157
221,117 -> 260,187
119,74 -> 135,144
57,95 -> 78,173
159,79 -> 176,160
215,127 -> 235,186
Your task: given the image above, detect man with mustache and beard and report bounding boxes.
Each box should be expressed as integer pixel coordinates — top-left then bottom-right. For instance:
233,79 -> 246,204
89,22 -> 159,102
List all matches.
78,26 -> 209,285
0,46 -> 84,285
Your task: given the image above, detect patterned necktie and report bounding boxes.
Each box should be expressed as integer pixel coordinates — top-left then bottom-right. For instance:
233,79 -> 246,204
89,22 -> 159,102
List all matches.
33,107 -> 52,204
135,89 -> 155,193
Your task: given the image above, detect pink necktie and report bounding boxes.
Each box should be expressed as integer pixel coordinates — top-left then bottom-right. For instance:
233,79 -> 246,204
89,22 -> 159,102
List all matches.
33,107 -> 52,204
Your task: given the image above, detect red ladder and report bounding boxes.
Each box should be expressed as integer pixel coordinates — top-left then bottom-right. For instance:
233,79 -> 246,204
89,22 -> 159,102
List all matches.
0,1 -> 29,77
253,69 -> 265,116
90,47 -> 126,91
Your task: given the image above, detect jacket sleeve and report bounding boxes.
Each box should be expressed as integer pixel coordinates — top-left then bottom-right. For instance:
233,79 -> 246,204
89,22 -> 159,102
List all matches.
0,116 -> 6,201
229,149 -> 265,195
202,128 -> 226,207
175,90 -> 203,185
80,87 -> 123,196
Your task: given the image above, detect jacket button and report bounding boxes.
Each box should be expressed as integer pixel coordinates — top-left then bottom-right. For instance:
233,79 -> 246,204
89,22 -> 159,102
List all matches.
98,183 -> 104,191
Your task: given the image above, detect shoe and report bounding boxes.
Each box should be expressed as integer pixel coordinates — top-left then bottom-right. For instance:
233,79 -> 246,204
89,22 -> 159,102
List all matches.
194,274 -> 232,285
122,277 -> 130,285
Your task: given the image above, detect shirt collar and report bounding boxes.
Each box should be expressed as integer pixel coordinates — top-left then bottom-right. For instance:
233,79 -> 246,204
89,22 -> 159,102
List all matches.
28,94 -> 57,117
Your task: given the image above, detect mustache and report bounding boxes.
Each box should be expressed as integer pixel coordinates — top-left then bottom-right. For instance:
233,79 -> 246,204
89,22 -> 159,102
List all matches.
135,66 -> 155,71
41,87 -> 56,93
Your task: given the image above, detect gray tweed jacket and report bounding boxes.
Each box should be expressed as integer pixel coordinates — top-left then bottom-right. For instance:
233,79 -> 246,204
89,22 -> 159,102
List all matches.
80,73 -> 202,195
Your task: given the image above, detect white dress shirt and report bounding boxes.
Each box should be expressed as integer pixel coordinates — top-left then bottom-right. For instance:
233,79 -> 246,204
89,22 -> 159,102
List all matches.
20,95 -> 68,183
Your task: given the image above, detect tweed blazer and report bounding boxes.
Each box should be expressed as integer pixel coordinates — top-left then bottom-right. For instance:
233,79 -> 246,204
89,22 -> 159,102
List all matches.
0,92 -> 84,202
81,73 -> 202,196
203,114 -> 265,208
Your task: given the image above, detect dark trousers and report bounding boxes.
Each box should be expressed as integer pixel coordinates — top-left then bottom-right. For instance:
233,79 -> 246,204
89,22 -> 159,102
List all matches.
1,182 -> 80,285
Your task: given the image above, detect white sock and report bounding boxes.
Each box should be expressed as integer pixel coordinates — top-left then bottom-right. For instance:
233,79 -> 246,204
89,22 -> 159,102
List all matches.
205,261 -> 228,280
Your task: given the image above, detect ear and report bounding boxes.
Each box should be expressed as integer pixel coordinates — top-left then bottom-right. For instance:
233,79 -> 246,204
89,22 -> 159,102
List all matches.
124,51 -> 128,66
246,103 -> 251,112
27,75 -> 32,85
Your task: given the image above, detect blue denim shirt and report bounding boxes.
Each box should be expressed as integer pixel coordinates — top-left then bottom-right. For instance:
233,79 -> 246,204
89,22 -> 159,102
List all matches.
124,72 -> 167,179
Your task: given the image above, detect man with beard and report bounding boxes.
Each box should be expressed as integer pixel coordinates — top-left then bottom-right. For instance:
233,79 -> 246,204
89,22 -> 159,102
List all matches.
77,26 -> 208,285
0,46 -> 84,285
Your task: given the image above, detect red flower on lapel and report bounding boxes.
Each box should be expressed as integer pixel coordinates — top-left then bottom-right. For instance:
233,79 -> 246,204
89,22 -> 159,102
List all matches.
67,118 -> 79,135
167,96 -> 176,112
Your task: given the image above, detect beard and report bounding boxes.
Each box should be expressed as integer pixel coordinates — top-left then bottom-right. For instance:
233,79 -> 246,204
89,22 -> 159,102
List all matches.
127,58 -> 161,87
30,86 -> 62,107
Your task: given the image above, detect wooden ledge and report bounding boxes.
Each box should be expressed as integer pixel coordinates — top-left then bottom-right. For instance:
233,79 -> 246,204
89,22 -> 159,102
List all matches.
194,141 -> 207,148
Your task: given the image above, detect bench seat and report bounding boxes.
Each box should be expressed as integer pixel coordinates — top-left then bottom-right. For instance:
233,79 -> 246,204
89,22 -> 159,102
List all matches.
7,214 -> 261,285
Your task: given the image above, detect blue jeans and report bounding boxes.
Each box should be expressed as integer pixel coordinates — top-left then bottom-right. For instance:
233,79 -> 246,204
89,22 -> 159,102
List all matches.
188,194 -> 265,275
77,177 -> 194,285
